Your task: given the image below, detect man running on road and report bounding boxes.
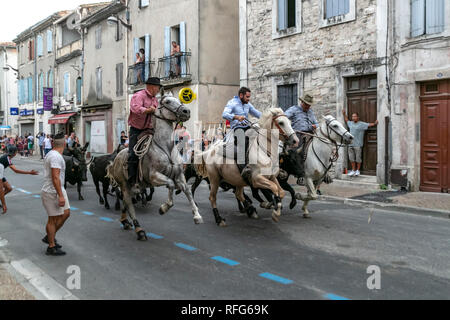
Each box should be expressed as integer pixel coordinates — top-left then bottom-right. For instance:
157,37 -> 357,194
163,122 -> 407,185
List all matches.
0,145 -> 39,214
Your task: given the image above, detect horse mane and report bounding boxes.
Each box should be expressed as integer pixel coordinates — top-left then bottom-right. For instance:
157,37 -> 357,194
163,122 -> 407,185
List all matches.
259,108 -> 285,126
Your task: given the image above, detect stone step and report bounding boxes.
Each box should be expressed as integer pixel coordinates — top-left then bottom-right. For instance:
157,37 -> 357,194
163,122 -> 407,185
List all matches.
288,174 -> 382,191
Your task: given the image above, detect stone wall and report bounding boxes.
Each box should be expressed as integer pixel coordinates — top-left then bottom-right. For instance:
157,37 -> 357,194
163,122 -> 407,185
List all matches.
245,0 -> 377,118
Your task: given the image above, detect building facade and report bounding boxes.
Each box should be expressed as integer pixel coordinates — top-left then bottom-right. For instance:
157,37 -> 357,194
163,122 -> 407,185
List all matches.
0,43 -> 18,134
378,0 -> 450,192
127,0 -> 240,134
80,1 -> 128,155
241,0 -> 379,180
13,12 -> 68,138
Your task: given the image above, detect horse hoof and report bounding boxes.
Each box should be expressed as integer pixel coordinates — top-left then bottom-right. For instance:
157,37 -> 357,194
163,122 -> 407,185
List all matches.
115,205 -> 121,211
146,196 -> 153,202
303,214 -> 311,219
194,217 -> 204,225
175,190 -> 182,195
239,208 -> 246,214
272,213 -> 279,223
79,196 -> 84,201
121,220 -> 133,231
132,198 -> 138,205
219,220 -> 227,228
159,204 -> 172,215
100,199 -> 105,205
250,213 -> 259,220
137,231 -> 148,241
290,201 -> 297,210
105,204 -> 111,210
247,207 -> 258,220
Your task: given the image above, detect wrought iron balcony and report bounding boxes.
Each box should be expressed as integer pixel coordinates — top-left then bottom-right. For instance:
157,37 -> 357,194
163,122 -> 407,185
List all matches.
127,61 -> 155,86
156,52 -> 192,87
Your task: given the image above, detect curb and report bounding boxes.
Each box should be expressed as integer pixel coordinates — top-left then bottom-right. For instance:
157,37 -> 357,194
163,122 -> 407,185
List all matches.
0,241 -> 79,300
318,195 -> 450,220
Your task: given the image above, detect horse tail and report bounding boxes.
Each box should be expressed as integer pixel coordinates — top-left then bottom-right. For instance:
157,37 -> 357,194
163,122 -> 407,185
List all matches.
106,162 -> 119,188
194,153 -> 208,178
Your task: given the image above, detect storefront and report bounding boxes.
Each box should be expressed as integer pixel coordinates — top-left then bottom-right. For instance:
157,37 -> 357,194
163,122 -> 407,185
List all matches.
48,112 -> 77,135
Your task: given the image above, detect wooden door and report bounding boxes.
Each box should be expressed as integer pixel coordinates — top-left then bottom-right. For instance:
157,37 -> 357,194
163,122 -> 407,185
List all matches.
346,75 -> 378,175
420,80 -> 450,193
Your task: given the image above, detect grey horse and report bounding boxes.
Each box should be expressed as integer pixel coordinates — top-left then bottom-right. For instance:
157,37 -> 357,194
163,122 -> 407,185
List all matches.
106,93 -> 203,241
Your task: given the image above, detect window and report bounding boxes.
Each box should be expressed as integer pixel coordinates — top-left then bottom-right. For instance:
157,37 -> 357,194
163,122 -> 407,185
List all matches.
76,77 -> 82,104
116,63 -> 123,97
272,0 -> 301,38
325,0 -> 350,19
39,73 -> 45,101
37,35 -> 43,57
63,72 -> 70,101
139,0 -> 150,9
28,40 -> 35,61
321,0 -> 355,27
277,84 -> 298,111
47,69 -> 53,88
47,30 -> 53,53
96,67 -> 103,100
95,26 -> 102,49
411,0 -> 445,37
27,77 -> 33,103
278,0 -> 296,31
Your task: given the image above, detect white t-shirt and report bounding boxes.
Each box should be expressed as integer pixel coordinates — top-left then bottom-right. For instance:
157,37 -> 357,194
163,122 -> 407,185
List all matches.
42,150 -> 66,194
44,138 -> 52,149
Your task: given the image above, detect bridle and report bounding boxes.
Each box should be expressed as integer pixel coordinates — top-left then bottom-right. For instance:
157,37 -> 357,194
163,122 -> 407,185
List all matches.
271,115 -> 296,141
154,97 -> 186,123
321,117 -> 351,148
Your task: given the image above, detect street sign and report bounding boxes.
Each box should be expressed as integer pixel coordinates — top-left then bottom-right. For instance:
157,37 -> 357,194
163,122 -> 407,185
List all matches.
179,88 -> 196,104
10,108 -> 19,116
43,87 -> 53,111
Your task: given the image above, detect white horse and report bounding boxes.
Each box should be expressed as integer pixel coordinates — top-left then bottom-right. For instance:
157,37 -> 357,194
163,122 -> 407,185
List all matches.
296,115 -> 354,217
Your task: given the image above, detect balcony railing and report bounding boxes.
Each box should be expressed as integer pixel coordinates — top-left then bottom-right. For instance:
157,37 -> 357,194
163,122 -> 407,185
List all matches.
56,40 -> 82,61
156,52 -> 192,86
127,61 -> 155,86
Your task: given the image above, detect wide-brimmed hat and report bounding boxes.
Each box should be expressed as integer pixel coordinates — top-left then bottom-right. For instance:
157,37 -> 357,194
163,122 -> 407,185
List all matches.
299,94 -> 314,106
146,77 -> 161,86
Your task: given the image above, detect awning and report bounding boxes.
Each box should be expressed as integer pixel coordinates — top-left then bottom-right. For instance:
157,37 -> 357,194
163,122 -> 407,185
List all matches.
48,113 -> 77,125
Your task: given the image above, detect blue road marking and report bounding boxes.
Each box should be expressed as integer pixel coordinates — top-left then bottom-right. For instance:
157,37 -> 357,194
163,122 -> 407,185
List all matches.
71,207 -> 78,211
211,256 -> 240,266
17,189 -> 32,195
146,233 -> 164,240
82,211 -> 95,216
259,273 -> 293,285
175,243 -> 197,251
33,195 -> 41,199
324,293 -> 350,301
99,217 -> 114,222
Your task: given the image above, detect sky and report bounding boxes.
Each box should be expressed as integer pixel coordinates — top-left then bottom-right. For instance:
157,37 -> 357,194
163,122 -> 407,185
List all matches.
0,0 -> 107,42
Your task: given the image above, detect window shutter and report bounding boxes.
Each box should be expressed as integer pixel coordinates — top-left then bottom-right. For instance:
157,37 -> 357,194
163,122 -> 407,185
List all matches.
164,26 -> 171,77
47,30 -> 53,53
37,35 -> 43,57
278,0 -> 287,30
411,0 -> 426,37
145,34 -> 151,79
28,77 -> 33,103
76,78 -> 82,104
96,68 -> 102,100
140,0 -> 150,8
426,0 -> 445,34
48,70 -> 53,88
134,38 -> 140,62
180,22 -> 186,76
116,64 -> 123,97
64,73 -> 70,100
18,80 -> 22,105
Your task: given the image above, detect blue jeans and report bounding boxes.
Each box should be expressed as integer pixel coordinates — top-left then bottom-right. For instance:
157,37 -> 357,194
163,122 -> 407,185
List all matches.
44,148 -> 52,156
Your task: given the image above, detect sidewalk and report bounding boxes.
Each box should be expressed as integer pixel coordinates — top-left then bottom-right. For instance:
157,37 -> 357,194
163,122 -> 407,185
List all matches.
0,265 -> 35,300
297,179 -> 450,217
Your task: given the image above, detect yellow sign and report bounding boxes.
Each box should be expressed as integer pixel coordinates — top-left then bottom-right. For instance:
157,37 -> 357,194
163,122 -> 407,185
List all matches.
179,88 -> 197,104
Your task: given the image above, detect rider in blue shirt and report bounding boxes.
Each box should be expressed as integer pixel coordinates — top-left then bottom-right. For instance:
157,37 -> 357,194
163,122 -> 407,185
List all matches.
222,87 -> 262,180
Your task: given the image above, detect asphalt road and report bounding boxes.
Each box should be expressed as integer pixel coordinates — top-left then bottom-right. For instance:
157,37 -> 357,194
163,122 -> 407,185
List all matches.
0,157 -> 449,300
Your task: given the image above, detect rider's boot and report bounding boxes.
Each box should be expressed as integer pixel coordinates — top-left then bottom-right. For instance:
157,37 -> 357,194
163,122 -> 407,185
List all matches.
127,160 -> 141,194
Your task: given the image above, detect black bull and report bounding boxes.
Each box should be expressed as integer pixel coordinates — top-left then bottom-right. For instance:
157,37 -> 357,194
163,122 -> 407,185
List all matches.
63,143 -> 89,201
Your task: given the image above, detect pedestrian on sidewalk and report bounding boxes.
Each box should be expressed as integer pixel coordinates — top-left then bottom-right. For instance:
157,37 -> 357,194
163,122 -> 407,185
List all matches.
38,133 -> 45,160
0,145 -> 39,215
43,134 -> 52,156
41,133 -> 70,256
343,110 -> 378,177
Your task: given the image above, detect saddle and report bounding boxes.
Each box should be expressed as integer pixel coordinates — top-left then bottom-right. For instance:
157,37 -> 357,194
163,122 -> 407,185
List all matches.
296,134 -> 313,163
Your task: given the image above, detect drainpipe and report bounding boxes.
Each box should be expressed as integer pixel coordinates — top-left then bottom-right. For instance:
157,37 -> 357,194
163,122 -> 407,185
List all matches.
1,47 -> 9,127
385,116 -> 390,186
125,0 -> 130,135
